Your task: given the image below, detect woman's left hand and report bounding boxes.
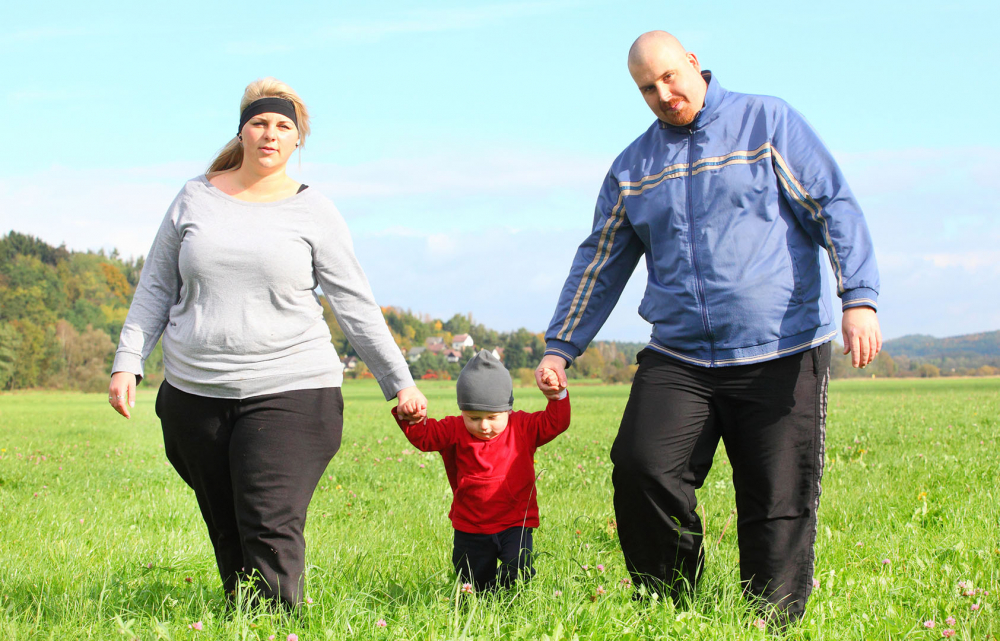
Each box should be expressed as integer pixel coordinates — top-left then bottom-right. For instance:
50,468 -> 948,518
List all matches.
396,386 -> 427,424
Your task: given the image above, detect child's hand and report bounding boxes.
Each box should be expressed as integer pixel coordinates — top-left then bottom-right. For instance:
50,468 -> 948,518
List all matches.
402,402 -> 427,424
397,399 -> 426,424
538,366 -> 566,400
396,386 -> 428,424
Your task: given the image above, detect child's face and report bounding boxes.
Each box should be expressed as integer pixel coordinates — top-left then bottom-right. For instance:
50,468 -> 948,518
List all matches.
461,410 -> 510,440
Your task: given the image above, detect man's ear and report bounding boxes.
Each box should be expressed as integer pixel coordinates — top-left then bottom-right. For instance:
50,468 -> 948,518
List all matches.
687,52 -> 701,72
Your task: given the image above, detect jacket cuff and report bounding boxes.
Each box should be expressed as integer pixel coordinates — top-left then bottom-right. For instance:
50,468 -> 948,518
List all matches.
111,350 -> 145,385
544,340 -> 580,366
377,363 -> 416,401
841,287 -> 879,312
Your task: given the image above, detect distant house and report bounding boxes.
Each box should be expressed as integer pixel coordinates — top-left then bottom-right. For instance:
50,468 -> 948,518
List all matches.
407,346 -> 426,362
444,349 -> 462,364
425,336 -> 444,347
426,341 -> 448,354
491,347 -> 504,362
342,356 -> 359,371
452,334 -> 474,350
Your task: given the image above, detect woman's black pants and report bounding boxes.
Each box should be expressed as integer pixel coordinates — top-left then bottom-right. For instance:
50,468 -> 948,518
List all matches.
156,380 -> 343,608
610,344 -> 830,622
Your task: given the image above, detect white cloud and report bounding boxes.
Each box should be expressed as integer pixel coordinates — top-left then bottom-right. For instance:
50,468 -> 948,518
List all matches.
300,149 -> 607,200
836,148 -> 1000,251
925,251 -> 1000,272
0,162 -> 202,258
221,42 -> 295,55
314,1 -> 582,41
297,148 -> 608,235
425,233 -> 460,261
0,26 -> 98,45
7,89 -> 96,102
2,145 -> 997,341
350,225 -> 651,341
220,1 -> 586,52
831,148 -> 1000,337
0,148 -> 606,254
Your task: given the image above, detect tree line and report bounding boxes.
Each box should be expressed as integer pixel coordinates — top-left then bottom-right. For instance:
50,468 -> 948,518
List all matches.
0,232 -> 155,392
2,231 -> 997,391
324,305 -> 643,384
0,231 -> 642,390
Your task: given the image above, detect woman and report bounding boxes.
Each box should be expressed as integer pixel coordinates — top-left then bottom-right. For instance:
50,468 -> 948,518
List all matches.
108,77 -> 426,608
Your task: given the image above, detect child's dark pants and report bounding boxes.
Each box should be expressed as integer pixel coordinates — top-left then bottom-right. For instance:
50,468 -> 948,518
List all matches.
453,526 -> 535,590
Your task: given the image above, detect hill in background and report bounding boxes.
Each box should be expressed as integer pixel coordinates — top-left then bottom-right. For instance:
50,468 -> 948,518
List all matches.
829,330 -> 1000,379
883,331 -> 1000,362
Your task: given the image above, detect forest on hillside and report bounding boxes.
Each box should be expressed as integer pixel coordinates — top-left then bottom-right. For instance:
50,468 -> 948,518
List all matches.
0,232 -> 145,392
1,231 -> 996,392
0,231 -> 641,391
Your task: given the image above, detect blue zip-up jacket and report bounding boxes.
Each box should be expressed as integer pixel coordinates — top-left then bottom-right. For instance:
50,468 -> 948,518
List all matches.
545,72 -> 879,368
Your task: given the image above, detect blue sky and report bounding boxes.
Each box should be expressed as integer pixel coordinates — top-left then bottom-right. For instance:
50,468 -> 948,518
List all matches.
2,0 -> 998,341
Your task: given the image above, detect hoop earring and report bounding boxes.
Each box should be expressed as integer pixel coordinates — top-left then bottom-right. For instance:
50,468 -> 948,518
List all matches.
295,140 -> 300,147
237,133 -> 243,142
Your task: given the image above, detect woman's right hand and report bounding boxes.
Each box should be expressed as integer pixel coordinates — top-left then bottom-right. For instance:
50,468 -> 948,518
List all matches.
108,372 -> 137,419
396,385 -> 428,424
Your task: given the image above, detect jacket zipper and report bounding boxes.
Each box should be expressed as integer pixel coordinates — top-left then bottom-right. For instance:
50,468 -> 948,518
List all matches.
685,127 -> 715,364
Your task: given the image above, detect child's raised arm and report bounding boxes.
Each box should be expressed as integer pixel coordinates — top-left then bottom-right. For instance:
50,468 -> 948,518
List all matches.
391,408 -> 461,452
523,389 -> 571,447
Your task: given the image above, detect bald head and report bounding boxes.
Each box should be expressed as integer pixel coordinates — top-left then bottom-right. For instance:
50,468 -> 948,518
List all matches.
627,31 -> 687,71
627,30 -> 707,126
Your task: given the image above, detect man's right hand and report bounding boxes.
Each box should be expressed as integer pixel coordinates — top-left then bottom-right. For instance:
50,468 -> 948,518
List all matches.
535,354 -> 568,400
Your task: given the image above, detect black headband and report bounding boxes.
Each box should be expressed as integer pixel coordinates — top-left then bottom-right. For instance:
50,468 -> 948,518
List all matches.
238,97 -> 298,134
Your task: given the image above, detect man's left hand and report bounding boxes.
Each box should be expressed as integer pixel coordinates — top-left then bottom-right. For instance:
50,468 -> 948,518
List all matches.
841,307 -> 882,368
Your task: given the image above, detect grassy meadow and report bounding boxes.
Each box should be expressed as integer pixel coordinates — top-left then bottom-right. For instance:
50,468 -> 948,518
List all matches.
0,377 -> 997,640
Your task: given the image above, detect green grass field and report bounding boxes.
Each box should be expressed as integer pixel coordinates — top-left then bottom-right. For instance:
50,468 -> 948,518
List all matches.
0,378 -> 997,640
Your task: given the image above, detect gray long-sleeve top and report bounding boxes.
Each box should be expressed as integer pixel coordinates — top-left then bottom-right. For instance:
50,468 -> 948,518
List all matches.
112,175 -> 414,400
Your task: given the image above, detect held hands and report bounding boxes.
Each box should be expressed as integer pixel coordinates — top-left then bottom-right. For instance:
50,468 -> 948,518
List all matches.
108,371 -> 137,419
396,385 -> 428,424
535,354 -> 568,400
842,306 -> 882,368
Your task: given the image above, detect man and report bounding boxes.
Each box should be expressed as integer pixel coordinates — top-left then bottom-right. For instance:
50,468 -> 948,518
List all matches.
535,31 -> 881,623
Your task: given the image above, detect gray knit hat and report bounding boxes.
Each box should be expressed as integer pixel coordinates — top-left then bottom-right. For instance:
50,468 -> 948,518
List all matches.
456,349 -> 513,412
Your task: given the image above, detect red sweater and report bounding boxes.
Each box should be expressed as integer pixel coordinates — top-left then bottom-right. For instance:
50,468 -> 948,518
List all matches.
392,394 -> 570,534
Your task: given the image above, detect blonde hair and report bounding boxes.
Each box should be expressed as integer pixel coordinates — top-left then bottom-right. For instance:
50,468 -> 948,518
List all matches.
207,77 -> 311,174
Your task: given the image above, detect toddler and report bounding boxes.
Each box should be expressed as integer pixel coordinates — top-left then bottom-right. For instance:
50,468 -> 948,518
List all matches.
394,349 -> 570,590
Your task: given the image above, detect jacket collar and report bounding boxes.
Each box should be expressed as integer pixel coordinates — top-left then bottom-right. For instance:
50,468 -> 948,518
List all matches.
659,70 -> 724,131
